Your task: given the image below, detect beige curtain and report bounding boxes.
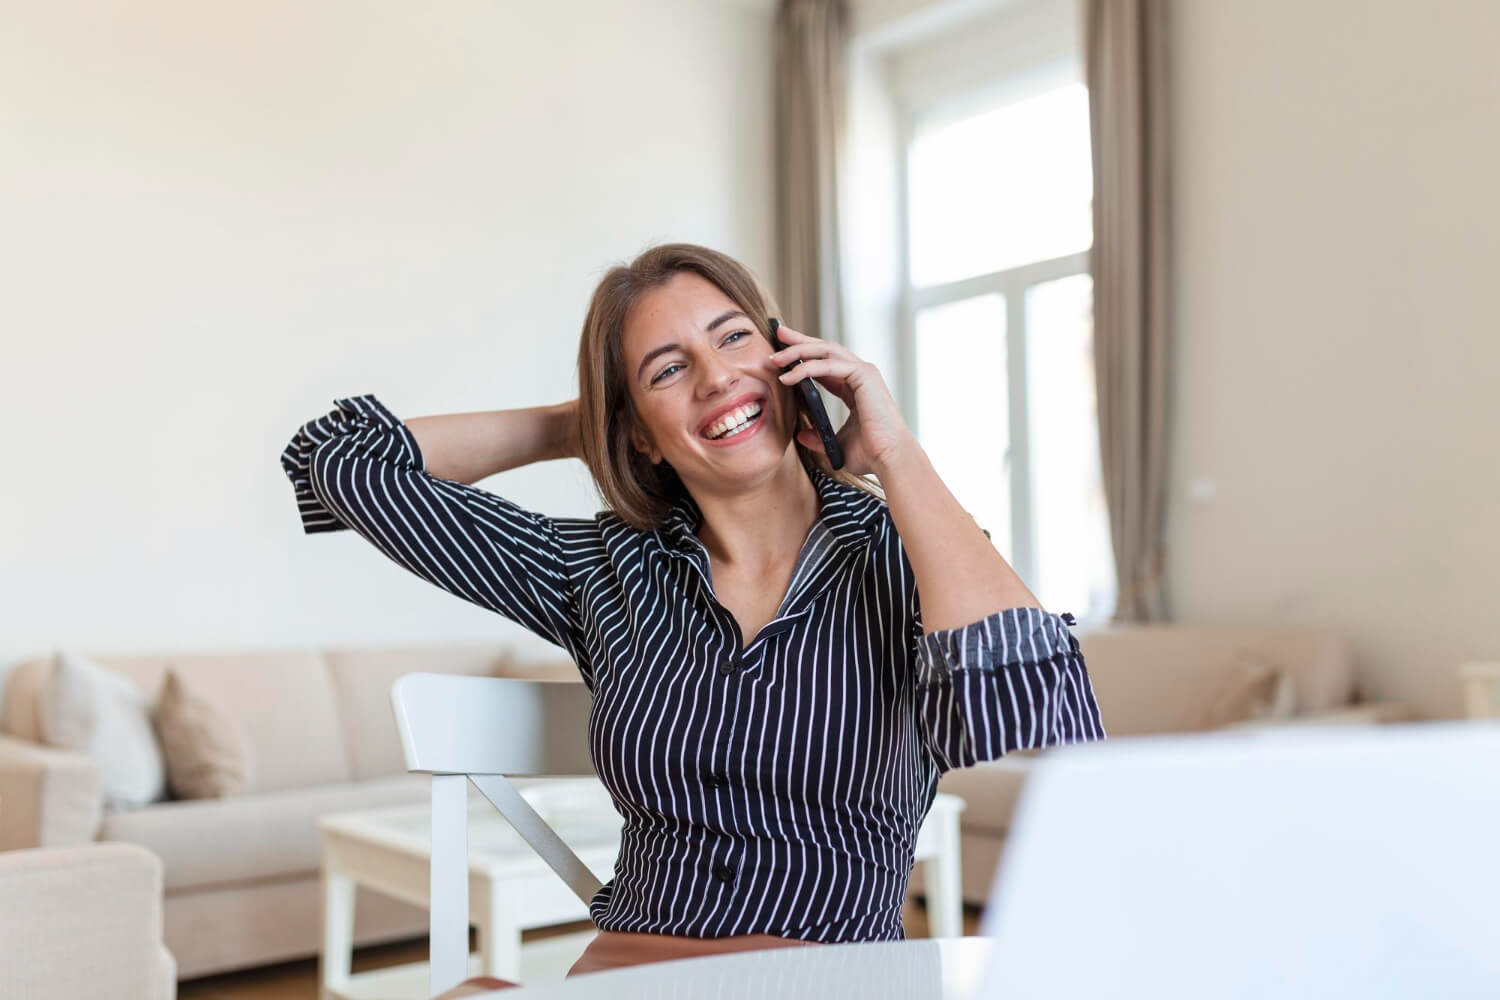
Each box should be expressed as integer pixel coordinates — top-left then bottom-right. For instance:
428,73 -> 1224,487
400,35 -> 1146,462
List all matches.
774,0 -> 851,343
1084,0 -> 1172,622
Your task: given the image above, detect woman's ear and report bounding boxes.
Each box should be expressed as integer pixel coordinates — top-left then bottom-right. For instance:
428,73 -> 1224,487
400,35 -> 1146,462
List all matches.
629,424 -> 663,465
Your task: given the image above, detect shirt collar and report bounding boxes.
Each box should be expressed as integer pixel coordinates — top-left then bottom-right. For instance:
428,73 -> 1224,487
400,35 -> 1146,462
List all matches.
658,464 -> 884,555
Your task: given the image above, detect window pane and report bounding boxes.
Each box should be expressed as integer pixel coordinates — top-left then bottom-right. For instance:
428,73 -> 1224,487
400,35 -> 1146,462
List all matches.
1025,274 -> 1115,621
908,83 -> 1093,287
915,295 -> 1011,557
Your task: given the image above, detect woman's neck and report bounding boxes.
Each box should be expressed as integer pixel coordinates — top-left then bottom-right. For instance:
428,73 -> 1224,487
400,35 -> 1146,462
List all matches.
689,453 -> 821,573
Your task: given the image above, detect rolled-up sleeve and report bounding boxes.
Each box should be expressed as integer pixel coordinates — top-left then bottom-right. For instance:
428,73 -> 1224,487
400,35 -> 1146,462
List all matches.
279,394 -> 597,682
913,606 -> 1106,772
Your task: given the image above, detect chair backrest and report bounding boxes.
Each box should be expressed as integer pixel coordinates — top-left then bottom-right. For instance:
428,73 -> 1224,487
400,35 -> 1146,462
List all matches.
390,673 -> 600,995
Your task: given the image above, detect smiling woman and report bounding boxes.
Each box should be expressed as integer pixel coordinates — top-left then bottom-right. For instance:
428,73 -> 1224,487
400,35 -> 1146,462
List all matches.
280,240 -> 1105,979
574,244 -> 878,532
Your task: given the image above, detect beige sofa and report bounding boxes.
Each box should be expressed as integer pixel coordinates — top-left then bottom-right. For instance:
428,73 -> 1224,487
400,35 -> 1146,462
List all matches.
0,842 -> 175,1000
937,624 -> 1415,904
0,642 -> 577,980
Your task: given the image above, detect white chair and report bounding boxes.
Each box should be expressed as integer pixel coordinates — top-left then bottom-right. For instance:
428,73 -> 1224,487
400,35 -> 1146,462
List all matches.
391,672 -> 599,998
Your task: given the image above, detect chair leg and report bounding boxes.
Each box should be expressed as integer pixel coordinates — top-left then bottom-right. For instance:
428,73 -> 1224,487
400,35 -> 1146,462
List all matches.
431,774 -> 470,998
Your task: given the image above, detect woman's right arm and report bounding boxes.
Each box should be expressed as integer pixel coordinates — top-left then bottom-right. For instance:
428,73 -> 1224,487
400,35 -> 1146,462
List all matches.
279,394 -> 597,679
404,399 -> 580,485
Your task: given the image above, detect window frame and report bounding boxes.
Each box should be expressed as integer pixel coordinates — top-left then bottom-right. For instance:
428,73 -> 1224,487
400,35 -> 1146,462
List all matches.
894,88 -> 1092,592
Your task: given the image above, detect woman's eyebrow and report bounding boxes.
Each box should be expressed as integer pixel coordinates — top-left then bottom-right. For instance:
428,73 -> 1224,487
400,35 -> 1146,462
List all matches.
635,310 -> 749,380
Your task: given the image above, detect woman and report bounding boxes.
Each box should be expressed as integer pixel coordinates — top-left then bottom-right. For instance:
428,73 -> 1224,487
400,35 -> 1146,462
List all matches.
280,243 -> 1105,983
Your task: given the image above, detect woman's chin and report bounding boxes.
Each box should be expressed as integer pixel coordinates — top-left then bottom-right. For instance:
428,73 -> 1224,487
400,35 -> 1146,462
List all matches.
679,435 -> 796,488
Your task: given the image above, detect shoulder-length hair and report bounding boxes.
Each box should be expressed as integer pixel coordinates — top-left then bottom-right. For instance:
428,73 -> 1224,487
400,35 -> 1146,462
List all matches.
575,242 -> 883,531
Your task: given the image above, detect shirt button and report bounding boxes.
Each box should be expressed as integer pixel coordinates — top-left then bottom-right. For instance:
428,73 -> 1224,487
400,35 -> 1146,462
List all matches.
712,865 -> 736,884
706,774 -> 727,789
718,660 -> 736,676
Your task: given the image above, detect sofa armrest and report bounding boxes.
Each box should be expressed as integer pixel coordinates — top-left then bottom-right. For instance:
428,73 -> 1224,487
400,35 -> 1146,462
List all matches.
0,843 -> 174,1000
1225,702 -> 1418,730
0,734 -> 102,849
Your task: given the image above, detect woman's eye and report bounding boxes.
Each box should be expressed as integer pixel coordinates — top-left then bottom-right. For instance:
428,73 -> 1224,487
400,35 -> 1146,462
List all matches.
649,332 -> 749,385
651,363 -> 683,385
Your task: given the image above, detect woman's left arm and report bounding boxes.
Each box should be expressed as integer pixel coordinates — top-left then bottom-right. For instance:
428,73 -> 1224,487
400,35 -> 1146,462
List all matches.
772,327 -> 1106,767
876,439 -> 1041,629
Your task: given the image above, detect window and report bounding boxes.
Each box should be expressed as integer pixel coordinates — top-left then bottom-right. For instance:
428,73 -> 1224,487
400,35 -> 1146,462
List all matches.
904,79 -> 1116,623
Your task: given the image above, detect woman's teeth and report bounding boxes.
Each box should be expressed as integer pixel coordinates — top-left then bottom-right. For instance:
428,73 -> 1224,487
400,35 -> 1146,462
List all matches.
705,402 -> 763,440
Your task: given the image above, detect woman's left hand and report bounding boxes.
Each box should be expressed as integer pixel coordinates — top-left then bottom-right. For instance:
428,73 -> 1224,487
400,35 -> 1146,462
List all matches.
768,325 -> 916,478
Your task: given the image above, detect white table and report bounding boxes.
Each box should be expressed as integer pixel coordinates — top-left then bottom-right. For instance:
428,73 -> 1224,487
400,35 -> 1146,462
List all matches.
318,781 -> 965,998
475,938 -> 995,1000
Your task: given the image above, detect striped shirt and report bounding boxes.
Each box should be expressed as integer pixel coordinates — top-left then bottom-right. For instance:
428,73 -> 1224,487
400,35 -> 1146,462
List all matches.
280,394 -> 1106,943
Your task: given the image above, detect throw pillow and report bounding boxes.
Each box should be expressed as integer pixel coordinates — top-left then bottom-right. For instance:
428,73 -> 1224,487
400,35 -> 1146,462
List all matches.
38,650 -> 168,809
1197,654 -> 1298,730
153,669 -> 254,799
0,659 -> 49,741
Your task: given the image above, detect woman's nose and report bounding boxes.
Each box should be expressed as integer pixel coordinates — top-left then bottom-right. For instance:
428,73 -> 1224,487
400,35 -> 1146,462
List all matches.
697,355 -> 739,396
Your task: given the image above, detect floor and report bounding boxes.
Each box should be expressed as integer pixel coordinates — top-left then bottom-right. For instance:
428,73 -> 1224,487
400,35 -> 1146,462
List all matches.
176,899 -> 982,1000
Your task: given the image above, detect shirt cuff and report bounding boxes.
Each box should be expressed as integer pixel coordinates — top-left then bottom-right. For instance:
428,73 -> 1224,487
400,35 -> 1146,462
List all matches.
914,607 -> 1078,686
279,394 -> 426,534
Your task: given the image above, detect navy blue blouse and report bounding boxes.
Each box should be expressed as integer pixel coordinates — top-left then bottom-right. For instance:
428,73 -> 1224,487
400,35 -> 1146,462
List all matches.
281,394 -> 1106,943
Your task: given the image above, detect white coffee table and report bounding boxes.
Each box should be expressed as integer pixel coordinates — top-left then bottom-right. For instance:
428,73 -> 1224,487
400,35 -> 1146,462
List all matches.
318,781 -> 964,998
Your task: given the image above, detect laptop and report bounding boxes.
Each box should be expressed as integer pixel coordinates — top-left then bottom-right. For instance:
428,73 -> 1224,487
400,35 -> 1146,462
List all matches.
975,722 -> 1500,998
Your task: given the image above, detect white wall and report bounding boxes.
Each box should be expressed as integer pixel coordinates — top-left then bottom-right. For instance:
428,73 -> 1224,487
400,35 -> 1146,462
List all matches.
0,0 -> 778,658
1168,0 -> 1500,717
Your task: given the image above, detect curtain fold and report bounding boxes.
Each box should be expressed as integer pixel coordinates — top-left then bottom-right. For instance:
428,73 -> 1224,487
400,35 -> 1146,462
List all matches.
774,0 -> 851,344
1084,0 -> 1172,622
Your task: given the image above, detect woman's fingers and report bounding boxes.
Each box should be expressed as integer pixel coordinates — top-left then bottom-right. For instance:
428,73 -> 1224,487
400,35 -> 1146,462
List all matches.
772,342 -> 851,364
778,357 -> 858,384
768,327 -> 856,364
780,358 -> 860,408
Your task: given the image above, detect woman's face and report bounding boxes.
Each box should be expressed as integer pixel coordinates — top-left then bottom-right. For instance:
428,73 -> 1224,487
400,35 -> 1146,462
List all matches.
620,271 -> 797,492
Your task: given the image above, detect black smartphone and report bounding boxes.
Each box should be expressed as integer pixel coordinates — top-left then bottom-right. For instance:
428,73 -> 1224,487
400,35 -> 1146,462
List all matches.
769,317 -> 844,470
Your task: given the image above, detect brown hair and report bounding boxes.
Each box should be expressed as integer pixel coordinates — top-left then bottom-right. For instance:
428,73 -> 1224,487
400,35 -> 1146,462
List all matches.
575,242 -> 884,531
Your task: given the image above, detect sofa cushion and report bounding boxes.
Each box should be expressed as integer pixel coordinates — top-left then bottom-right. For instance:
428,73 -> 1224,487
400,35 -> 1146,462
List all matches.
936,756 -> 1031,835
153,670 -> 253,800
99,774 -> 430,892
1076,627 -> 1354,736
1195,654 -> 1297,730
324,643 -> 581,781
96,651 -> 352,793
39,651 -> 167,810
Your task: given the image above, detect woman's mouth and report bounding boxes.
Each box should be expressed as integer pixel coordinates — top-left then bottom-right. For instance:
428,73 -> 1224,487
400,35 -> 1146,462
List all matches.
701,400 -> 765,441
